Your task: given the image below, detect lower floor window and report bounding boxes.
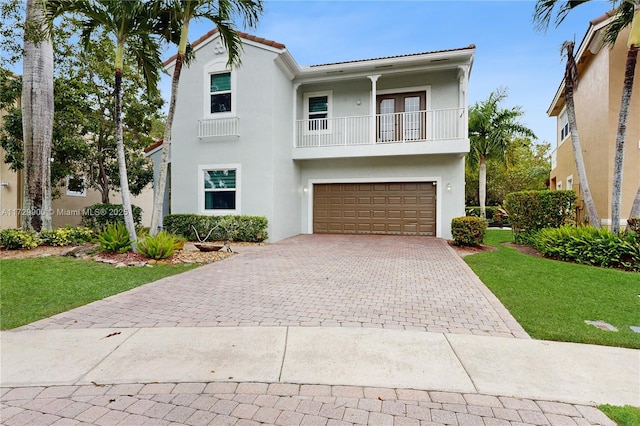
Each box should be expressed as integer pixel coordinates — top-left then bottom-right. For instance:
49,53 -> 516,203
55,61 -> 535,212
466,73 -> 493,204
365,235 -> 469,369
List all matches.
203,168 -> 237,211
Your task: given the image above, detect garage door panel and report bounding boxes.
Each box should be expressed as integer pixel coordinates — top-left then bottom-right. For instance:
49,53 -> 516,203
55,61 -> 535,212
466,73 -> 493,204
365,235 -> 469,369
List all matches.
313,182 -> 436,236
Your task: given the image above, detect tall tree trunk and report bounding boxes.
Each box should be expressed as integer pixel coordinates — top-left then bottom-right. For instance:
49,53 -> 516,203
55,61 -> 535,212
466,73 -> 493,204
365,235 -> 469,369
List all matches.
150,20 -> 189,236
97,149 -> 110,204
630,185 -> 640,219
479,155 -> 487,219
114,62 -> 137,245
563,41 -> 600,227
610,44 -> 638,233
21,0 -> 53,231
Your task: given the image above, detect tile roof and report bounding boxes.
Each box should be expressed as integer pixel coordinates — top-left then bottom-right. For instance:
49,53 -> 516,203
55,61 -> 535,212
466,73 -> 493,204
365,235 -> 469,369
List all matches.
309,45 -> 476,68
144,140 -> 163,153
163,28 -> 286,66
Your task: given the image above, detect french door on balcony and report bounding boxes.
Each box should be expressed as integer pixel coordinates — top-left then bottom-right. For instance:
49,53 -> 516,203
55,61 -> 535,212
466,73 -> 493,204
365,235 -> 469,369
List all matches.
377,91 -> 427,142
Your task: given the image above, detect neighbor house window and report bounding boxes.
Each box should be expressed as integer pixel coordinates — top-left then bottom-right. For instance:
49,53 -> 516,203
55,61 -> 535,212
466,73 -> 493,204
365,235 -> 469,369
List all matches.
304,91 -> 332,132
560,109 -> 570,141
201,166 -> 239,213
210,72 -> 231,114
66,175 -> 86,197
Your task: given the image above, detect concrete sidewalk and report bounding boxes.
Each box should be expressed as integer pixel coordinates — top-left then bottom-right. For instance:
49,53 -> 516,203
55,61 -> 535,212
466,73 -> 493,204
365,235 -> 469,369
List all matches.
2,326 -> 638,408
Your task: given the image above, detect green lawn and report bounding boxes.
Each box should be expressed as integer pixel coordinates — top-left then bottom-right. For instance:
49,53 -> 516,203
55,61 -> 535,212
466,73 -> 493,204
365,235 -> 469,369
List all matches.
599,405 -> 640,426
465,230 -> 640,349
0,257 -> 197,330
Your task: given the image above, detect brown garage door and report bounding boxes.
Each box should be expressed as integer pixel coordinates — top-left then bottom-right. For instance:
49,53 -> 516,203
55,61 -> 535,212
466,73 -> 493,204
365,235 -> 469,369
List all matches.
313,182 -> 436,236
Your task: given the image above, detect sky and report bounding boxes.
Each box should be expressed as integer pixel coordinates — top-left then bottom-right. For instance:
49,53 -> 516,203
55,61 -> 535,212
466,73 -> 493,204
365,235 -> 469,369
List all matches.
161,0 -> 614,147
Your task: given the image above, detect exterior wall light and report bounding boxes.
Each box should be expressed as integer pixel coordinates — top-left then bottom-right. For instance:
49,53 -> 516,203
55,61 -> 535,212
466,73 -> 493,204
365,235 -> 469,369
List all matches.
446,183 -> 452,191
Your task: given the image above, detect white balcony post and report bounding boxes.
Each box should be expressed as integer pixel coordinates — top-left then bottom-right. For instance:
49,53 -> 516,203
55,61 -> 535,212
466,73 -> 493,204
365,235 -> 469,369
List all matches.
458,65 -> 469,139
368,75 -> 381,144
292,83 -> 301,147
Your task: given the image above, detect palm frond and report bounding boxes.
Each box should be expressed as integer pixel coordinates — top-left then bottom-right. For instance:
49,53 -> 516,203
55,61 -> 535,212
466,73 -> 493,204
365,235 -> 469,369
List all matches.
533,0 -> 591,32
603,1 -> 634,46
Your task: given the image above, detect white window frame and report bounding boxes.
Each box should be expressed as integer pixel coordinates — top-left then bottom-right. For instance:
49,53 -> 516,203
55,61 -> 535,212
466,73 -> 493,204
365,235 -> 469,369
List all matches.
198,163 -> 241,215
566,175 -> 573,191
65,175 -> 86,197
303,90 -> 332,135
203,58 -> 236,118
559,109 -> 570,142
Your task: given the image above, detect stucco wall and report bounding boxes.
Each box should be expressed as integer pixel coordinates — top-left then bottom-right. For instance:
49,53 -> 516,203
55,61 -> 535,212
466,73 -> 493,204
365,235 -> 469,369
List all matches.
298,155 -> 465,240
551,25 -> 640,225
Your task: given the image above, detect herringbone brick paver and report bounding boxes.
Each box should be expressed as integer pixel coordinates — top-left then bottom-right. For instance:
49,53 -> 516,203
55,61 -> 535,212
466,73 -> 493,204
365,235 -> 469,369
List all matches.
17,235 -> 528,338
0,382 -> 615,425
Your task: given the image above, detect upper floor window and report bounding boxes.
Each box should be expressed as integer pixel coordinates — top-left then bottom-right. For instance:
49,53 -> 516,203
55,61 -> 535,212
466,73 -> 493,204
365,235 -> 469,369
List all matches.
304,91 -> 332,132
560,109 -> 570,141
210,72 -> 231,114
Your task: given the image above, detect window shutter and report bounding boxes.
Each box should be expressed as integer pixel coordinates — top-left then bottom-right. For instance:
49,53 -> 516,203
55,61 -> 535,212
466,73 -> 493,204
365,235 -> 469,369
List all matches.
309,96 -> 328,113
211,73 -> 231,92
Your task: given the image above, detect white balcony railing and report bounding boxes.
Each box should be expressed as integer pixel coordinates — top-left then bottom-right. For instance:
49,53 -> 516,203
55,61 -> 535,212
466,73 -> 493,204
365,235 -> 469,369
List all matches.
296,108 -> 463,148
198,117 -> 239,138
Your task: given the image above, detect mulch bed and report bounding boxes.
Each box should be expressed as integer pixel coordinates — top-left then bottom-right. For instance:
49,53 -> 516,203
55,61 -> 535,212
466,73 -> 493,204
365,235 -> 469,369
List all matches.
0,241 -> 264,265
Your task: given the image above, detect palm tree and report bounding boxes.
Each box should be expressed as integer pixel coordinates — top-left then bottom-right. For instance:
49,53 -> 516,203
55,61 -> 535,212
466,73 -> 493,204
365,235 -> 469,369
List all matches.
49,0 -> 163,245
534,0 -> 639,231
21,0 -> 54,231
148,0 -> 263,235
560,40 -> 601,227
468,88 -> 536,219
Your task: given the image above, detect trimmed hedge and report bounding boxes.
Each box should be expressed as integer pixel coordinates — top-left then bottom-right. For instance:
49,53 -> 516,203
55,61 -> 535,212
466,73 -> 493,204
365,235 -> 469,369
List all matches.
504,190 -> 576,244
163,214 -> 268,242
534,226 -> 640,272
80,203 -> 143,230
451,216 -> 487,246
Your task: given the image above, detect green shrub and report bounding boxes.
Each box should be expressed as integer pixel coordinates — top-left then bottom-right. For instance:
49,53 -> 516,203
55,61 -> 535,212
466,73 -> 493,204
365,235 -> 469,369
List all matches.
137,231 -> 176,260
534,225 -> 640,271
504,190 -> 577,244
0,229 -> 42,250
98,223 -> 132,253
81,203 -> 143,230
163,214 -> 268,242
39,227 -> 94,246
451,216 -> 487,246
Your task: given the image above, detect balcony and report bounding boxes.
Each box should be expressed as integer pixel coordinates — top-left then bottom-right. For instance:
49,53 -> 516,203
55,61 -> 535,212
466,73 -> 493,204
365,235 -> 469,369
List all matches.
293,108 -> 468,160
198,117 -> 239,138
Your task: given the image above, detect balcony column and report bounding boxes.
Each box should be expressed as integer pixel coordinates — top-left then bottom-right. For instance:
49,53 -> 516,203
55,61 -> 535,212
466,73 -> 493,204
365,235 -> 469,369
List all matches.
457,65 -> 469,138
368,74 -> 381,144
292,83 -> 301,147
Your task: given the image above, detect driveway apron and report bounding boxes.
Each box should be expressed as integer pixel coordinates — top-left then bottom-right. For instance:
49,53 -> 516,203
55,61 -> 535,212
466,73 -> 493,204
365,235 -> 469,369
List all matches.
19,235 -> 528,338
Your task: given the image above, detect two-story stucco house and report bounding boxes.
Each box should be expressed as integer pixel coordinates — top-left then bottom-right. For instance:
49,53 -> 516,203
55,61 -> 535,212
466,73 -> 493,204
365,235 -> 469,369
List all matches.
153,29 -> 474,242
548,12 -> 640,226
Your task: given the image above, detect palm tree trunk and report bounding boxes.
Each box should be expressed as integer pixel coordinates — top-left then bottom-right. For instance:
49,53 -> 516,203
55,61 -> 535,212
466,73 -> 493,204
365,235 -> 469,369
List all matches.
563,42 -> 600,228
21,0 -> 53,232
630,185 -> 640,219
479,155 -> 487,219
150,19 -> 190,236
610,44 -> 638,233
114,54 -> 137,245
149,56 -> 184,235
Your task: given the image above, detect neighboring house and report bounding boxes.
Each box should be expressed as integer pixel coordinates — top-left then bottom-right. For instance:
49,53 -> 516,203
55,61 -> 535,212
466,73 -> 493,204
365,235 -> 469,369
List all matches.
548,12 -> 640,226
157,29 -> 475,241
1,100 -> 153,229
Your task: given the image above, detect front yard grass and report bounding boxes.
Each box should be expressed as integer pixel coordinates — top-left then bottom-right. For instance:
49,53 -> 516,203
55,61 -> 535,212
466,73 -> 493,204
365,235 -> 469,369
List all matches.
0,257 -> 197,330
598,405 -> 640,426
465,230 -> 640,349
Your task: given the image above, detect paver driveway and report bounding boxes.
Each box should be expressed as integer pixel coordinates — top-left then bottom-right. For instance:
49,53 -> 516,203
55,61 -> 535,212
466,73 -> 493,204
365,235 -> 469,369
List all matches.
19,235 -> 528,338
